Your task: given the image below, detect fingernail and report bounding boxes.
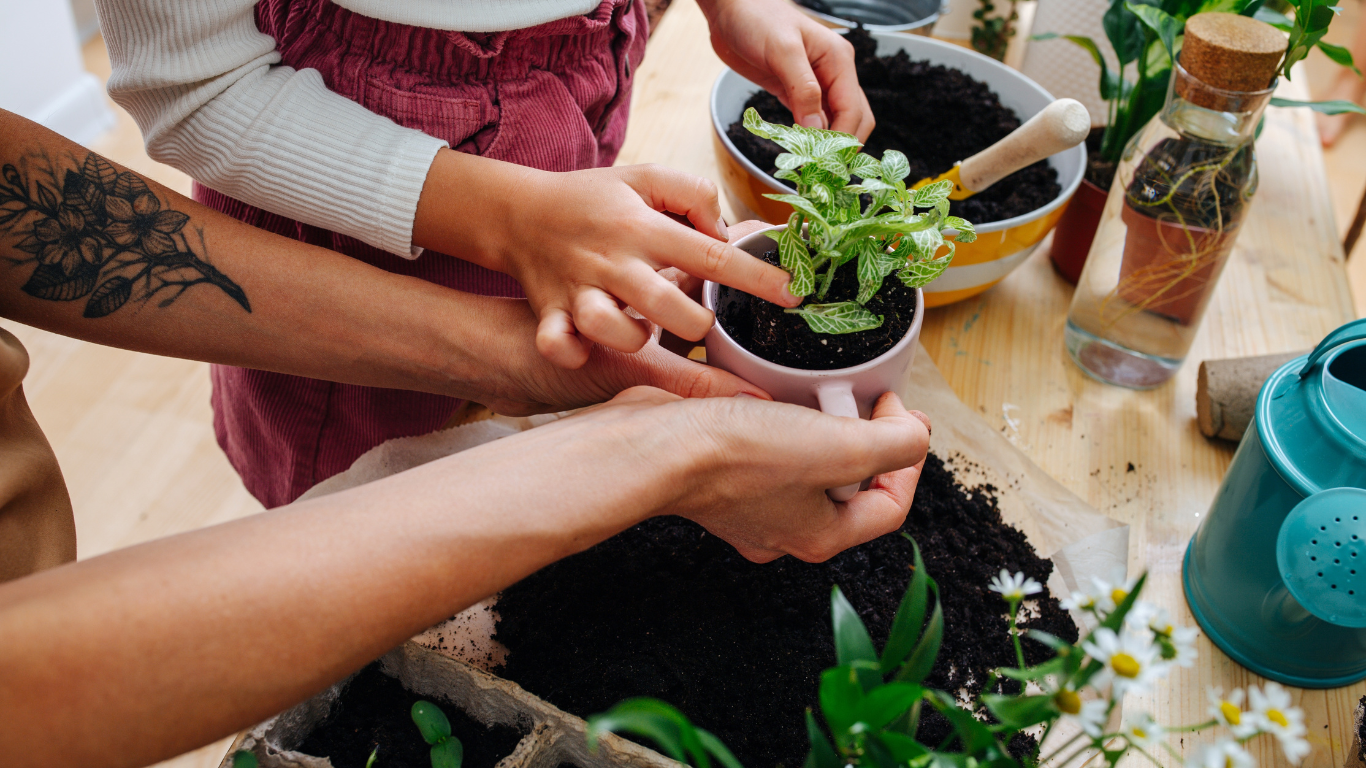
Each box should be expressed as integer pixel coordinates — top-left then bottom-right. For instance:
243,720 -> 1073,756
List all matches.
717,218 -> 729,240
799,113 -> 827,130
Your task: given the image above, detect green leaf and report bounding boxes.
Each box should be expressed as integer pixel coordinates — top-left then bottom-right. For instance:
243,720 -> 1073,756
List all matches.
231,751 -> 258,768
881,150 -> 911,182
366,747 -> 380,768
1126,2 -> 1181,62
770,218 -> 816,296
1051,34 -> 1118,99
942,216 -> 977,243
928,692 -> 997,754
1271,96 -> 1366,114
696,730 -> 745,768
875,732 -> 929,764
586,698 -> 716,768
831,586 -> 879,667
786,302 -> 884,334
912,180 -> 954,208
1253,4 -> 1293,29
981,693 -> 1056,730
776,168 -> 802,183
431,737 -> 463,768
815,154 -> 851,182
848,153 -> 882,179
775,153 -> 810,170
1098,572 -> 1147,633
894,579 -> 943,684
819,666 -> 863,736
1316,40 -> 1361,74
411,701 -> 452,746
881,537 -> 931,671
855,683 -> 925,732
805,710 -> 841,768
1102,0 -> 1145,66
901,228 -> 945,260
764,194 -> 828,228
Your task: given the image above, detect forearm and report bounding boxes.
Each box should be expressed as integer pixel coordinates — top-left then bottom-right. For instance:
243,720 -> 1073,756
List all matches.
0,405 -> 689,768
0,111 -> 539,401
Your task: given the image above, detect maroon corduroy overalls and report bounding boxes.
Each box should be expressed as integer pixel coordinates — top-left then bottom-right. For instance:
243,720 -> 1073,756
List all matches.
194,0 -> 646,507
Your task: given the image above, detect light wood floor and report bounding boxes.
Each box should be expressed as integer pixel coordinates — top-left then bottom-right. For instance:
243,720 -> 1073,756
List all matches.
6,21 -> 1366,768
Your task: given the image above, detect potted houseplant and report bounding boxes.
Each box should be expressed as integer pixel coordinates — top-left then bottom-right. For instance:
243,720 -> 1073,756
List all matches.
712,28 -> 1084,307
589,551 -> 1314,768
704,109 -> 975,499
1038,0 -> 1363,283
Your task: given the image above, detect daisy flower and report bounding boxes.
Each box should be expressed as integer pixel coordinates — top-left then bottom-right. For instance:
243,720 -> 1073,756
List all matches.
1207,687 -> 1258,738
1121,712 -> 1166,750
989,569 -> 1043,601
1062,576 -> 1117,615
1248,682 -> 1311,763
1082,628 -> 1165,698
1050,685 -> 1109,738
1186,739 -> 1254,768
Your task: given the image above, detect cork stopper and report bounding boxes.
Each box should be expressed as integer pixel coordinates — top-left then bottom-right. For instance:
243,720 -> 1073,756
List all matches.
1179,13 -> 1285,108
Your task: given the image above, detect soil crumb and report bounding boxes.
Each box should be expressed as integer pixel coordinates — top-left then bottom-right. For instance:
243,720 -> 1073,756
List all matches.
495,453 -> 1077,768
726,28 -> 1061,224
297,663 -> 525,768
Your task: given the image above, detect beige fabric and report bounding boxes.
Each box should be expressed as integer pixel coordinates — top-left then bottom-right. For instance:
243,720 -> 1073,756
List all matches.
0,328 -> 74,583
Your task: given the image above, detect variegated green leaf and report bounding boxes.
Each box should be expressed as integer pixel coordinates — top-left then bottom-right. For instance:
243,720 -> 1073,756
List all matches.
812,133 -> 863,158
913,179 -> 954,208
775,168 -> 801,183
773,223 -> 816,297
848,153 -> 882,179
814,154 -> 850,181
847,177 -> 894,194
763,194 -> 827,227
775,153 -> 809,170
881,150 -> 911,182
942,216 -> 978,243
901,228 -> 944,259
785,301 -> 884,334
935,198 -> 950,217
855,242 -> 905,304
897,255 -> 952,288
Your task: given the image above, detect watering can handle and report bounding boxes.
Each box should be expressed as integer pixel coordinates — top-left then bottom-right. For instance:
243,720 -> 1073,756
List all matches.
1299,317 -> 1366,378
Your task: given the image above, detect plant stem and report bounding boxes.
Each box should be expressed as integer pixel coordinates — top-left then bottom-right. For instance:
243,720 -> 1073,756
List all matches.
1039,731 -> 1086,765
1165,719 -> 1218,733
1008,599 -> 1026,669
817,260 -> 839,299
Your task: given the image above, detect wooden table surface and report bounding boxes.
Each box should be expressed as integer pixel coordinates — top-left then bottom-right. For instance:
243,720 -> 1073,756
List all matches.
618,1 -> 1362,765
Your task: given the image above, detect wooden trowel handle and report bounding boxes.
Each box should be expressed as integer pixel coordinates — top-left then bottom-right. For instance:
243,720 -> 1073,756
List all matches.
957,98 -> 1090,194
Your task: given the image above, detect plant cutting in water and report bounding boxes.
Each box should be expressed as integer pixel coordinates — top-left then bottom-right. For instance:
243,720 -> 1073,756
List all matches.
1036,0 -> 1363,179
587,536 -> 1312,768
741,108 -> 976,335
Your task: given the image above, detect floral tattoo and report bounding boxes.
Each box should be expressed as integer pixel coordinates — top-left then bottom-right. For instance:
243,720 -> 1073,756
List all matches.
0,149 -> 248,318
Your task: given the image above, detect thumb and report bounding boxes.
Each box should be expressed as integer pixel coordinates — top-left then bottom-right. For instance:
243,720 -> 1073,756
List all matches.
607,344 -> 772,400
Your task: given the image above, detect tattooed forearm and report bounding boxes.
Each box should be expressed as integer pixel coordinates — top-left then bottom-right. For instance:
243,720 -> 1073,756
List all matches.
0,149 -> 249,318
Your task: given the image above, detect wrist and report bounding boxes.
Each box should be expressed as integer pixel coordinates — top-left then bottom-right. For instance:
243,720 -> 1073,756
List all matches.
412,149 -> 541,274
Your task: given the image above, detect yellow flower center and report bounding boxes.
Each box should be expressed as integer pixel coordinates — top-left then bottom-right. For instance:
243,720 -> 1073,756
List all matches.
1220,702 -> 1242,725
1111,652 -> 1141,678
1131,727 -> 1147,740
1224,758 -> 1236,768
1054,689 -> 1082,715
1111,588 -> 1129,605
1267,709 -> 1289,728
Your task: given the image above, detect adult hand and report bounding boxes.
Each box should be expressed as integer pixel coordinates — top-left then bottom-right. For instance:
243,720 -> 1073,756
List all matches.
415,151 -> 800,371
700,0 -> 875,140
559,387 -> 932,563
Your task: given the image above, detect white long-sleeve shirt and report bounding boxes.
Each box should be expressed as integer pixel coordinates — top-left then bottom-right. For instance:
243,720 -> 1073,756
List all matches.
96,0 -> 600,258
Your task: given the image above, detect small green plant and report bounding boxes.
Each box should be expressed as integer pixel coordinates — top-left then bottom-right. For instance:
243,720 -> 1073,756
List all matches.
741,108 -> 976,335
589,535 -> 1311,768
412,700 -> 464,768
972,0 -> 1020,61
1036,0 -> 1363,170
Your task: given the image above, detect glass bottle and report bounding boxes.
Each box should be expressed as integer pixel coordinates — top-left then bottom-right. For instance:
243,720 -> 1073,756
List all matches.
1064,62 -> 1273,389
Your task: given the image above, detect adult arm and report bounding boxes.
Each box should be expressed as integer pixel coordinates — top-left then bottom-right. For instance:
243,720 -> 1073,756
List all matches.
0,110 -> 768,412
0,387 -> 932,768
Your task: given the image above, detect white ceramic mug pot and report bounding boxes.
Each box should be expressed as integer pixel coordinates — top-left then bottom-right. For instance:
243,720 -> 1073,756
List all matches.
703,224 -> 925,501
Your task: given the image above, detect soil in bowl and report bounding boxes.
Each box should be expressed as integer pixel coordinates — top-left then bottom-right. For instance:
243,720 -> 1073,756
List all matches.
725,27 -> 1061,224
716,246 -> 916,369
296,662 -> 526,768
494,452 -> 1077,768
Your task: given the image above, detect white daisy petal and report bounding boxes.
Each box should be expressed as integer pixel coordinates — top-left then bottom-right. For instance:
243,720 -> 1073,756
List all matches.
1248,682 -> 1311,763
1207,687 -> 1258,739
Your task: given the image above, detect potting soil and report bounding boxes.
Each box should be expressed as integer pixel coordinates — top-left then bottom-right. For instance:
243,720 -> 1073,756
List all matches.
494,453 -> 1077,768
716,246 -> 916,369
296,662 -> 525,768
725,28 -> 1061,224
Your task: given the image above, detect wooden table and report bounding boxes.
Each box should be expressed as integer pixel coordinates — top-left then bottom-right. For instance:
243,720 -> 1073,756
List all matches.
617,1 -> 1362,765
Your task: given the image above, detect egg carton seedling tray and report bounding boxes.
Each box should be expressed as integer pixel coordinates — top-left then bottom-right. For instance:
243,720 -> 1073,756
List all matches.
222,641 -> 683,768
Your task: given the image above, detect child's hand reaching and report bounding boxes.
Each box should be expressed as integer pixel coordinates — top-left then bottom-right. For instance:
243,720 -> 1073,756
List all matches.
414,150 -> 801,369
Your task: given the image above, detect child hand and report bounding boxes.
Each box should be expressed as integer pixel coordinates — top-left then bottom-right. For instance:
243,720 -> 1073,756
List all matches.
700,0 -> 875,140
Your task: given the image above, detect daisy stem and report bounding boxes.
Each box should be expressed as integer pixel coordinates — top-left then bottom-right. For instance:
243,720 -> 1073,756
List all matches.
1009,598 -> 1025,669
1160,741 -> 1185,763
1133,746 -> 1167,768
1166,720 -> 1218,733
1049,738 -> 1102,768
1038,731 -> 1086,765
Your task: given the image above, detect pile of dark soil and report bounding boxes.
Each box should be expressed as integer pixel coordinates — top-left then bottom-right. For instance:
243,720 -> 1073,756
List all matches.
297,663 -> 525,768
1083,127 -> 1116,190
725,28 -> 1060,224
717,246 -> 916,369
494,453 -> 1077,768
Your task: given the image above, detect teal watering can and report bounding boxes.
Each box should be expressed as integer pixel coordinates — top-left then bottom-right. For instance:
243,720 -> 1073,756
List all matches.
1184,318 -> 1366,688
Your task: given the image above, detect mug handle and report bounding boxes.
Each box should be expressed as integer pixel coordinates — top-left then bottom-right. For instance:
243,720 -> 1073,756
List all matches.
816,381 -> 862,502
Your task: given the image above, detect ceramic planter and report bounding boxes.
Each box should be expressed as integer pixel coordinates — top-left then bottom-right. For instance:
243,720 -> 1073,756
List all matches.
703,224 -> 924,501
792,0 -> 943,34
1048,177 -> 1106,284
710,30 -> 1085,307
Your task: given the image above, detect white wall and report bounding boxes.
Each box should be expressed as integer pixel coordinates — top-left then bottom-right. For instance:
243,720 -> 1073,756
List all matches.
0,0 -> 114,145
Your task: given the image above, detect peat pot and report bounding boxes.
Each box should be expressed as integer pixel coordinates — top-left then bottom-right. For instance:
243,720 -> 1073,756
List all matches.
711,30 -> 1084,307
792,0 -> 943,34
1048,177 -> 1106,284
703,224 -> 924,502
1184,318 -> 1366,687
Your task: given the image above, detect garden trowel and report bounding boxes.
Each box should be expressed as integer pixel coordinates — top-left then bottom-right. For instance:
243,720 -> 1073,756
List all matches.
911,98 -> 1091,200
